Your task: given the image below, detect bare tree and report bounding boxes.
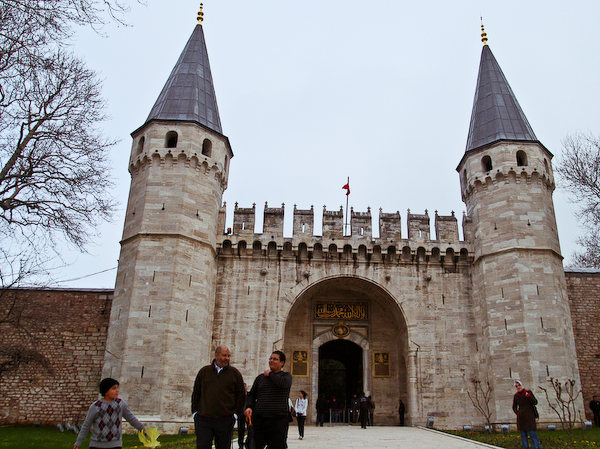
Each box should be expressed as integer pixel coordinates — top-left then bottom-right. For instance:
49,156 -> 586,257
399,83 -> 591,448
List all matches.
0,0 -> 142,286
466,377 -> 494,431
554,132 -> 600,267
0,0 -> 135,376
540,378 -> 582,447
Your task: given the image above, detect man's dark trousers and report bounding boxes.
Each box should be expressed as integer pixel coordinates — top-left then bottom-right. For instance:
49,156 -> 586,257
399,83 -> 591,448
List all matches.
195,414 -> 235,449
237,415 -> 246,448
252,415 -> 289,449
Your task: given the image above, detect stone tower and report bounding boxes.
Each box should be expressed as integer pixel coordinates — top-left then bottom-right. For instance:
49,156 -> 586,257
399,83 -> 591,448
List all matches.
456,32 -> 582,421
103,11 -> 232,425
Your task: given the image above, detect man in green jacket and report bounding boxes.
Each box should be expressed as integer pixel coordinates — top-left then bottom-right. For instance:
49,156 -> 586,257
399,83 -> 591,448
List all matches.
192,345 -> 246,449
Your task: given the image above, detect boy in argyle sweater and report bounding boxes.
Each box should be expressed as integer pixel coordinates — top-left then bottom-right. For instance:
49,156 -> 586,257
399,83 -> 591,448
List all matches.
74,378 -> 145,449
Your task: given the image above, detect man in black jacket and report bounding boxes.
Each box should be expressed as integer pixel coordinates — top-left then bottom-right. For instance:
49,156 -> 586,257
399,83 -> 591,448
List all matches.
245,351 -> 293,449
192,345 -> 246,449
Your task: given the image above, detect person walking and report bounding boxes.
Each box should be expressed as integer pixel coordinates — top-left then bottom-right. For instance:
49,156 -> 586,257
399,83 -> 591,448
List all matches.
191,345 -> 246,449
74,378 -> 145,449
590,395 -> 600,427
512,380 -> 541,449
244,351 -> 293,449
359,392 -> 369,429
294,390 -> 308,440
316,394 -> 327,427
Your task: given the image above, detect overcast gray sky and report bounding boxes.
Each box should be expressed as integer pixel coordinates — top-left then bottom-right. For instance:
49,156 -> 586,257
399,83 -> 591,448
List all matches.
55,1 -> 600,287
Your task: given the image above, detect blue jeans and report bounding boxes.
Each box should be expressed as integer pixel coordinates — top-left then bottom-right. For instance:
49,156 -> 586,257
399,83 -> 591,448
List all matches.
520,430 -> 541,449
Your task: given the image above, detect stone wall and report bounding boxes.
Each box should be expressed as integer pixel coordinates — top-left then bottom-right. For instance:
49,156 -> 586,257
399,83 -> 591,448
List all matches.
0,288 -> 112,425
1,268 -> 599,427
566,269 -> 600,421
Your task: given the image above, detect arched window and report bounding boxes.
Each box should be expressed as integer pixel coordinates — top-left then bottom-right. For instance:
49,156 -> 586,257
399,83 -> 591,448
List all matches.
222,240 -> 232,255
166,131 -> 178,148
343,244 -> 353,260
283,242 -> 293,257
137,136 -> 145,154
481,155 -> 493,172
202,138 -> 212,157
328,244 -> 338,259
313,243 -> 323,259
298,243 -> 308,260
516,150 -> 528,167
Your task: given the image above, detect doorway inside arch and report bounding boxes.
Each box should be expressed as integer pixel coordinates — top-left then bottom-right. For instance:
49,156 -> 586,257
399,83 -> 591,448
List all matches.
318,339 -> 363,417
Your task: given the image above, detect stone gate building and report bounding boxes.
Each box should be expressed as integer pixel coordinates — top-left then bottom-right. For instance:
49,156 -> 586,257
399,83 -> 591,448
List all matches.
98,13 -> 586,431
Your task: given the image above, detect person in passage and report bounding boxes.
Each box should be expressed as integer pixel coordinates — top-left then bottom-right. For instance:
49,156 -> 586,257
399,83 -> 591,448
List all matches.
359,392 -> 369,429
244,351 -> 293,449
512,380 -> 541,449
330,397 -> 339,423
191,345 -> 246,449
294,390 -> 308,439
398,399 -> 405,426
590,395 -> 600,427
351,394 -> 360,424
74,378 -> 145,449
315,394 -> 327,427
367,395 -> 375,426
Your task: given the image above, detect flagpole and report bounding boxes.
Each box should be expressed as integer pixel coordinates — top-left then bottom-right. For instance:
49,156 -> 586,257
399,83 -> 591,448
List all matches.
345,176 -> 349,236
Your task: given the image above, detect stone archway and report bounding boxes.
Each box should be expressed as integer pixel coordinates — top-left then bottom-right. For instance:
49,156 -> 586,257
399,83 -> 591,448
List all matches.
283,275 -> 409,425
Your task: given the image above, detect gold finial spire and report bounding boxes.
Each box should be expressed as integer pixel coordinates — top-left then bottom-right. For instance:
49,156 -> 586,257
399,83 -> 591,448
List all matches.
480,22 -> 488,45
197,3 -> 204,24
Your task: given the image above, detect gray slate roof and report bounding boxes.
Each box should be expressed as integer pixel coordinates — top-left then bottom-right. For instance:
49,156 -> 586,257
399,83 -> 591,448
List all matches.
145,24 -> 222,133
465,45 -> 537,153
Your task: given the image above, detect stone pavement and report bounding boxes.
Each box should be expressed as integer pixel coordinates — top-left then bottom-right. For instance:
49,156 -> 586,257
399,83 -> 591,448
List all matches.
282,425 -> 502,449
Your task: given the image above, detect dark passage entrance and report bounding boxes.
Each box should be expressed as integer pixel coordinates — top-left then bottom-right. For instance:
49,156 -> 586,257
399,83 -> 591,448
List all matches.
318,340 -> 362,413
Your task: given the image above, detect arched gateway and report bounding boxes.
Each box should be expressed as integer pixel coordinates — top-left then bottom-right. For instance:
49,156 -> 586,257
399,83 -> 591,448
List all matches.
284,276 -> 409,426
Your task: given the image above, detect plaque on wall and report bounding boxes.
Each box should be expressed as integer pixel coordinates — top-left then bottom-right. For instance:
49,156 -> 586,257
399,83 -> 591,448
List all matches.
314,302 -> 368,320
332,321 -> 350,338
373,352 -> 391,377
291,350 -> 309,377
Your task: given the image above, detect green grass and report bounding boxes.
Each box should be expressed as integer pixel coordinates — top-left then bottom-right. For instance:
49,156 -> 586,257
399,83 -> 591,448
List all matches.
446,426 -> 600,448
0,426 -> 197,449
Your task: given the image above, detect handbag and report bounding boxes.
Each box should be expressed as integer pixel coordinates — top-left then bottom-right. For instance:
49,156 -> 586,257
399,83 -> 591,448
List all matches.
245,416 -> 255,449
533,404 -> 539,419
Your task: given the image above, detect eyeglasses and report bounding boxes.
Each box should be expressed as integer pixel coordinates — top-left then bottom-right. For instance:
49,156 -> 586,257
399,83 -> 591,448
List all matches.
269,357 -> 280,361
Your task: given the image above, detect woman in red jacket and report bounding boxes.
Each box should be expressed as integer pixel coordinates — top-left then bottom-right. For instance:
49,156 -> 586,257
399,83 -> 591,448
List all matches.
512,380 -> 540,449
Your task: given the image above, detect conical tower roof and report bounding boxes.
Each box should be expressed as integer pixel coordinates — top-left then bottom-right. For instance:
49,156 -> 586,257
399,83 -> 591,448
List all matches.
145,20 -> 222,133
465,43 -> 537,153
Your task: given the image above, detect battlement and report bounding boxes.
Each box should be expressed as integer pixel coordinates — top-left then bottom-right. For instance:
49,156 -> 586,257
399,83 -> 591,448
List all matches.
219,202 -> 471,262
458,142 -> 556,202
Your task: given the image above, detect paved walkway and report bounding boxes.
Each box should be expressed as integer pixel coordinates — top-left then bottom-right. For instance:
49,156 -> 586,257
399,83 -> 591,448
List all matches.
282,425 -> 502,449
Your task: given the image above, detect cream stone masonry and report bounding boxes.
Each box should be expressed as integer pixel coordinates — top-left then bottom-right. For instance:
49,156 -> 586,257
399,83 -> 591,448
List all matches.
99,19 -> 585,432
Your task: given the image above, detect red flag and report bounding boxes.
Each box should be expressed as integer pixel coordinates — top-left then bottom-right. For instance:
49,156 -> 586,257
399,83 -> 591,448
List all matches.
342,183 -> 350,196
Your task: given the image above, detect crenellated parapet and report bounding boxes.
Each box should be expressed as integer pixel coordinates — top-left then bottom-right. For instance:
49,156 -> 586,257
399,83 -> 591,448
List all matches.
293,205 -> 314,236
407,209 -> 430,240
218,202 -> 473,265
263,202 -> 285,238
461,167 -> 555,202
323,206 -> 344,239
128,121 -> 232,190
457,141 -> 555,202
